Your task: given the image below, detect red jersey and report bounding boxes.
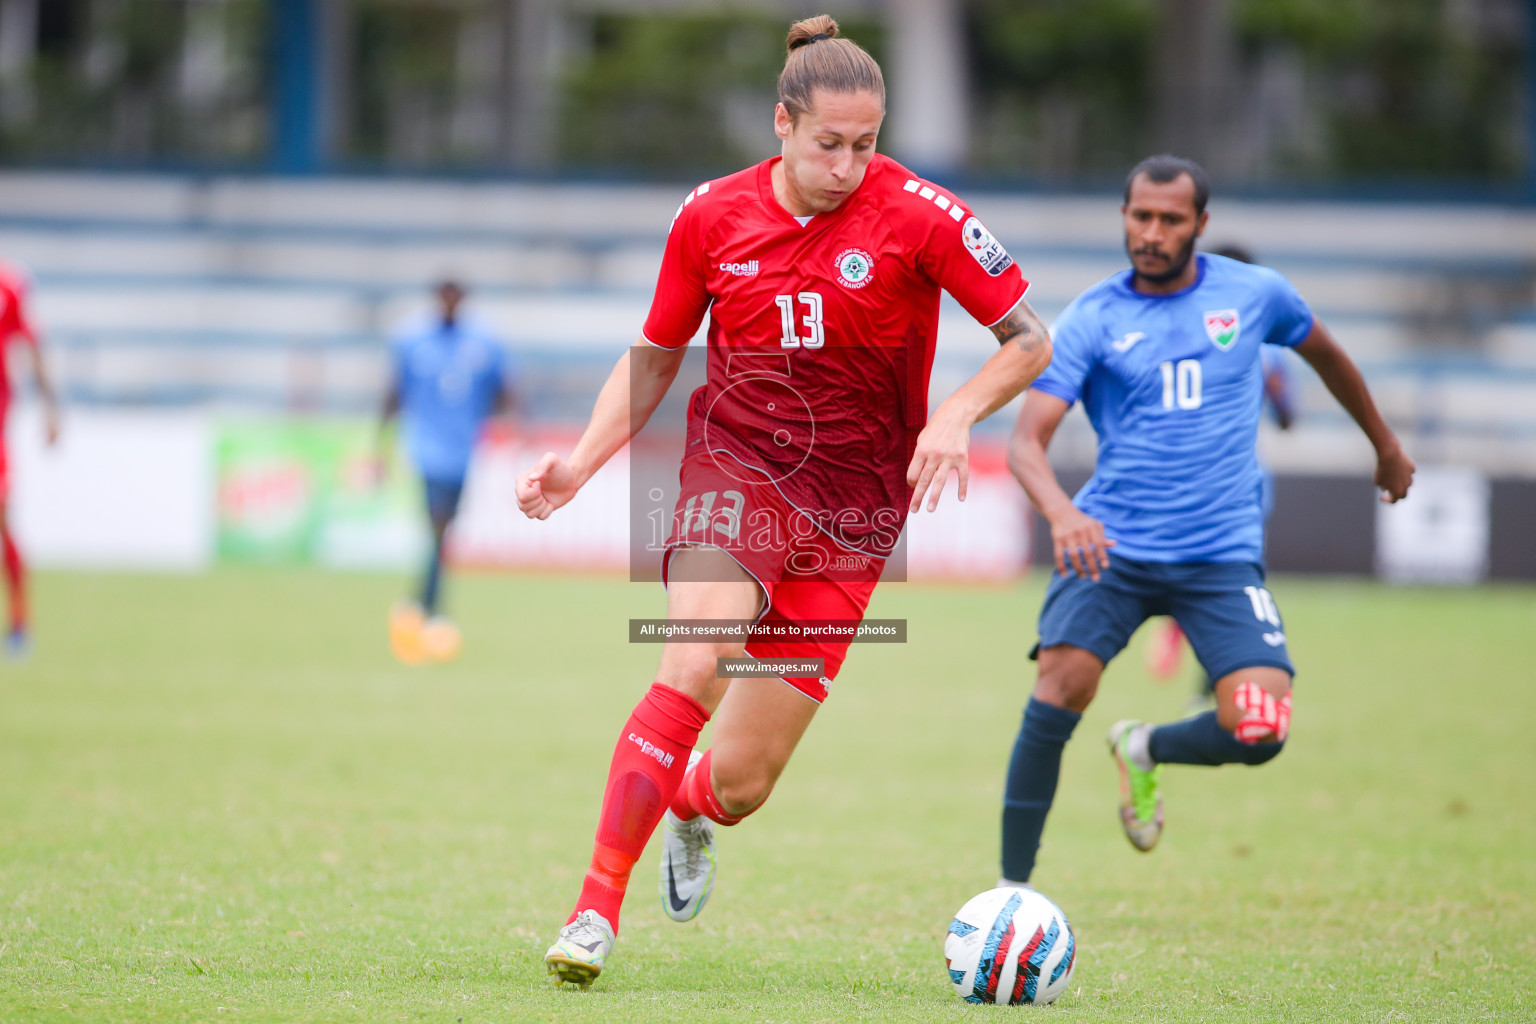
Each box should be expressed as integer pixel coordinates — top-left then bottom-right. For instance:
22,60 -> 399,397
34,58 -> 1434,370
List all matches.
0,262 -> 39,406
642,154 -> 1028,556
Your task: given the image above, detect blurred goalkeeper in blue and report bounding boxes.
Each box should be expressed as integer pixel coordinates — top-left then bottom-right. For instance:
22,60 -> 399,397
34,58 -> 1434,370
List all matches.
375,279 -> 514,663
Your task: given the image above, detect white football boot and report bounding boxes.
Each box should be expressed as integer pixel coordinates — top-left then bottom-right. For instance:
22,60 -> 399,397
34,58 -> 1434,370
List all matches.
659,750 -> 716,922
544,909 -> 615,988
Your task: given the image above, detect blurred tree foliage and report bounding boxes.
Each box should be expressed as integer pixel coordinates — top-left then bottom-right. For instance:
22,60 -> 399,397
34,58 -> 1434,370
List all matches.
1233,0 -> 1526,180
0,0 -> 267,165
0,0 -> 1525,187
350,1 -> 463,166
964,0 -> 1525,184
965,0 -> 1155,181
557,12 -> 886,175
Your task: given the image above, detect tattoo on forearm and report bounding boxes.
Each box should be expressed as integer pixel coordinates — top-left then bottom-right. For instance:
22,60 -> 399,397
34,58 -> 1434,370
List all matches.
991,303 -> 1050,356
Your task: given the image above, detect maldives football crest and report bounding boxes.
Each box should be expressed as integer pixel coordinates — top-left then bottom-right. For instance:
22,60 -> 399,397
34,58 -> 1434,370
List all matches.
835,248 -> 875,289
1204,309 -> 1240,350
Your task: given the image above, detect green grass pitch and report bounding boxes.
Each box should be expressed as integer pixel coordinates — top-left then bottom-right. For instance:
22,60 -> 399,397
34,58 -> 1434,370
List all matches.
1,568 -> 1532,1022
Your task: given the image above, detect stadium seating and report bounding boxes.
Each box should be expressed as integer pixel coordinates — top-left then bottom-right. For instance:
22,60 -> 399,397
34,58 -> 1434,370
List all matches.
1,170 -> 1532,475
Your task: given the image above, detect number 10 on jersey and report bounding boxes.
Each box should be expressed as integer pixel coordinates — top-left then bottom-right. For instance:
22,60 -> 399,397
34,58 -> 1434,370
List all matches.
1160,359 -> 1202,410
777,292 -> 825,349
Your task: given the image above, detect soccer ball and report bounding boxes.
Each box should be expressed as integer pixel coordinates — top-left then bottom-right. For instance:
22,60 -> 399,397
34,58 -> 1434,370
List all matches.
944,887 -> 1076,1005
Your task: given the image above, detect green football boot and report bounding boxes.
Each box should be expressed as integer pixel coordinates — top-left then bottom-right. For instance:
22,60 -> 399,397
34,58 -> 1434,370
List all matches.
1107,719 -> 1164,852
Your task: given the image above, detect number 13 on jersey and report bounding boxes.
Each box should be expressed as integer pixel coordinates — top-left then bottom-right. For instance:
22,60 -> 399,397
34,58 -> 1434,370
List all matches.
776,292 -> 825,350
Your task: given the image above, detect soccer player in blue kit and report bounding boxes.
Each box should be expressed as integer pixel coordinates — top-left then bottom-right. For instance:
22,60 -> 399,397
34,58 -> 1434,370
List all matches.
377,280 -> 512,662
1146,244 -> 1298,697
998,155 -> 1415,885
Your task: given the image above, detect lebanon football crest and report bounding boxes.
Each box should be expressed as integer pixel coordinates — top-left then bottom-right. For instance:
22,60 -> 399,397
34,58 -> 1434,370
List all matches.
835,247 -> 875,289
1204,309 -> 1240,350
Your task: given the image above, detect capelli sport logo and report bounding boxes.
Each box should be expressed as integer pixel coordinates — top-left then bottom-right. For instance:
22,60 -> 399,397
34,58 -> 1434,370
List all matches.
720,260 -> 759,277
627,732 -> 675,769
834,248 -> 875,289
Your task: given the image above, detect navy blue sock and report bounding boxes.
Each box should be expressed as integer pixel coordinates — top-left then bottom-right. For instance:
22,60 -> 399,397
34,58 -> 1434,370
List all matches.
419,539 -> 445,616
1001,697 -> 1081,883
1149,711 -> 1284,767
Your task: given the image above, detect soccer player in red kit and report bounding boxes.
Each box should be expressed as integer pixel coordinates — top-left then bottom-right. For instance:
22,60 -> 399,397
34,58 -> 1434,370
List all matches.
0,261 -> 60,657
517,16 -> 1053,987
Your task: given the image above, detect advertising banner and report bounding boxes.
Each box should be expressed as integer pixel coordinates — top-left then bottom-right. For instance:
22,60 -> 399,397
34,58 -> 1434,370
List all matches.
1375,465 -> 1490,584
452,427 -> 1030,581
215,419 -> 424,568
214,419 -> 1029,579
10,406 -> 213,571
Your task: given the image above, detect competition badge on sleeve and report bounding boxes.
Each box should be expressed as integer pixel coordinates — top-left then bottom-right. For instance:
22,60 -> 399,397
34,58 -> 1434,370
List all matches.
961,217 -> 1014,277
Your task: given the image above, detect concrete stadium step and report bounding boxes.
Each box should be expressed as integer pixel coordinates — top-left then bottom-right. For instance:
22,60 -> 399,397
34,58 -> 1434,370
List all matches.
4,172 -> 1531,340
0,172 -> 679,239
4,172 -> 1534,264
8,234 -> 1492,335
34,283 -> 660,353
0,225 -> 665,293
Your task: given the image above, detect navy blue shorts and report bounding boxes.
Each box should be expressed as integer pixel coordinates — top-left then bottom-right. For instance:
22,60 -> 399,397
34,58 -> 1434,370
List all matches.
1034,557 -> 1295,681
423,477 -> 465,526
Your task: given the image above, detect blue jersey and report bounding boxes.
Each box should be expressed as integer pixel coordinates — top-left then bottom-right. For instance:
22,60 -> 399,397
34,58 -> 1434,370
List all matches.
1033,253 -> 1314,563
392,314 -> 508,482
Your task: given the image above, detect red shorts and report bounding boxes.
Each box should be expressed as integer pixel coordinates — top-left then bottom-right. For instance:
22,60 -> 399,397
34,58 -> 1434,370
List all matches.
662,451 -> 884,702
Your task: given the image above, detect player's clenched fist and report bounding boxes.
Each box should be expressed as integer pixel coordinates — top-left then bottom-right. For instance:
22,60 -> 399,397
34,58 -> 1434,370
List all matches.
517,451 -> 579,520
1374,444 -> 1415,503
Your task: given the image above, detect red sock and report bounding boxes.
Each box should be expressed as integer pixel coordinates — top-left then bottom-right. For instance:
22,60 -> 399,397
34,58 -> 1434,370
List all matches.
570,683 -> 709,933
668,748 -> 747,825
2,528 -> 24,633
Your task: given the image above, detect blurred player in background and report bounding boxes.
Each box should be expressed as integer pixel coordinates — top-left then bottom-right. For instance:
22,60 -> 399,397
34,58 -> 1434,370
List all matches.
0,260 -> 60,659
376,279 -> 512,664
1145,244 -> 1299,704
998,155 -> 1414,888
518,15 -> 1052,987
